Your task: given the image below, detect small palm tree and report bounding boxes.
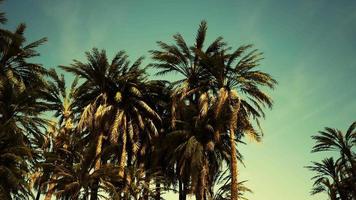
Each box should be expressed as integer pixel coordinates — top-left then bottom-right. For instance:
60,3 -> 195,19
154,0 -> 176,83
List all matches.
307,157 -> 350,200
310,177 -> 337,200
312,122 -> 356,198
104,165 -> 163,200
212,169 -> 252,200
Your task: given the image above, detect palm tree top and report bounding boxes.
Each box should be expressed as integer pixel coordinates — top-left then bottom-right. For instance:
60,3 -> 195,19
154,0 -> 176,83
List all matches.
149,20 -> 227,87
307,157 -> 340,179
0,0 -> 7,24
311,121 -> 356,153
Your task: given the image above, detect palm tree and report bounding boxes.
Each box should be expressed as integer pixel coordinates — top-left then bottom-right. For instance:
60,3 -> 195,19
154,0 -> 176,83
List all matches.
61,48 -> 161,200
0,23 -> 47,90
165,107 -> 212,199
0,116 -> 33,199
197,46 -> 276,200
310,177 -> 337,200
212,169 -> 252,200
36,73 -> 115,200
32,69 -> 79,200
149,20 -> 226,111
0,15 -> 48,198
134,80 -> 172,200
0,0 -> 15,47
0,0 -> 7,25
151,21 -> 276,200
104,164 -> 164,200
30,120 -> 56,200
150,20 -> 228,200
307,157 -> 349,200
0,135 -> 33,200
0,75 -> 50,199
312,122 -> 356,198
44,69 -> 78,132
0,13 -> 48,152
159,98 -> 239,200
50,142 -> 116,200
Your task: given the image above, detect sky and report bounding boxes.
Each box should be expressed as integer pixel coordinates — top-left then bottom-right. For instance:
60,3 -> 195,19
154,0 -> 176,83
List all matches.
3,0 -> 356,199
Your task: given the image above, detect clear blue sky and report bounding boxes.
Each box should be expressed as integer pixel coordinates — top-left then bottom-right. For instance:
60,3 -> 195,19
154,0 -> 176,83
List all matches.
4,0 -> 356,199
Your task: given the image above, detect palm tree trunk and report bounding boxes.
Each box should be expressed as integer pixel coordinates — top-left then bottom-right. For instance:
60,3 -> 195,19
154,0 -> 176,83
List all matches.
183,181 -> 187,200
197,159 -> 208,200
35,190 -> 41,200
44,182 -> 55,200
230,126 -> 239,200
155,180 -> 160,200
143,170 -> 150,200
123,171 -> 130,200
335,182 -> 348,200
95,132 -> 104,170
329,189 -> 337,200
178,177 -> 188,200
179,179 -> 183,200
122,148 -> 130,200
35,181 -> 42,200
118,131 -> 127,178
90,181 -> 99,200
72,192 -> 79,200
0,184 -> 11,200
346,153 -> 356,195
91,132 -> 104,200
44,174 -> 58,200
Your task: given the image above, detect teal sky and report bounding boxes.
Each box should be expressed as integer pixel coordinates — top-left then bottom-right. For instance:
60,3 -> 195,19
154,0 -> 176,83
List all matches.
4,0 -> 356,199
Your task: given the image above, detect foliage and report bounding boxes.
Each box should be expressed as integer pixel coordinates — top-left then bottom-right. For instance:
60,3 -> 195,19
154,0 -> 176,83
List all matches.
308,122 -> 356,200
0,2 -> 278,199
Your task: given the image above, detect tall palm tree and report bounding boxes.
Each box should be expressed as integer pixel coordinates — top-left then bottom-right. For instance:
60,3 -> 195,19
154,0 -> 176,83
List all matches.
312,122 -> 356,198
61,48 -> 161,200
32,69 -> 79,200
134,80 -> 172,200
0,17 -> 48,150
197,46 -> 276,200
36,72 -> 117,200
151,21 -> 276,200
0,15 -> 48,198
0,76 -> 49,199
30,120 -> 56,200
150,21 -> 228,200
44,69 -> 78,132
0,98 -> 34,200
